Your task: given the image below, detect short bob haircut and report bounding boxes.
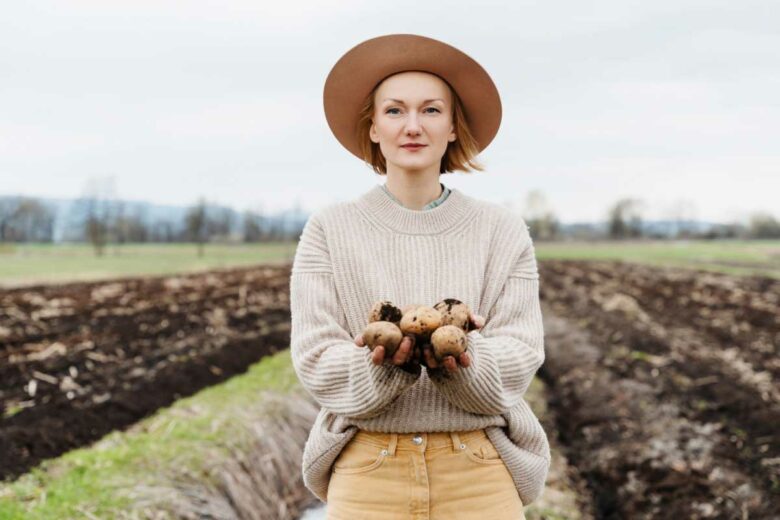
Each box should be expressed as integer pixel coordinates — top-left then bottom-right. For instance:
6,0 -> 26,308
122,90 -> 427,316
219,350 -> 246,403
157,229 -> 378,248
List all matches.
356,73 -> 485,175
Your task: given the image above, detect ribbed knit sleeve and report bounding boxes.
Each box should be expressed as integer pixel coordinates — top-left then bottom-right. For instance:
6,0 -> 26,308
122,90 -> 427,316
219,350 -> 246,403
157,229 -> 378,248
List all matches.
290,213 -> 421,420
428,227 -> 544,416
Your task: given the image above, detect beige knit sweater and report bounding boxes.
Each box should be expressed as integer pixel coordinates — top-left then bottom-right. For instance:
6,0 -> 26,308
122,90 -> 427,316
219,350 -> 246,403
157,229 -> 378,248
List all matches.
290,183 -> 550,506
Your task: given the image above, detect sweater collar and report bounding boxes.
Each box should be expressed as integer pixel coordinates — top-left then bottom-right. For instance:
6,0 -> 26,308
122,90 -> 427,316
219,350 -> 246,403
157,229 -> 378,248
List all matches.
380,182 -> 450,210
354,183 -> 477,235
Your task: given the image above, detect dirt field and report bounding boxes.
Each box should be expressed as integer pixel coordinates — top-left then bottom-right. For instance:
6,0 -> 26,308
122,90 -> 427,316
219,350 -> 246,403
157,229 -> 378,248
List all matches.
538,260 -> 779,519
0,265 -> 293,480
1,260 -> 778,518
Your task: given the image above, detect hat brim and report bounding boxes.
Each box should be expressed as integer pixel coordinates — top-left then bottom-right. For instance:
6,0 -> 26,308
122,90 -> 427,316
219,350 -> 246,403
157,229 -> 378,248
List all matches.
323,33 -> 502,161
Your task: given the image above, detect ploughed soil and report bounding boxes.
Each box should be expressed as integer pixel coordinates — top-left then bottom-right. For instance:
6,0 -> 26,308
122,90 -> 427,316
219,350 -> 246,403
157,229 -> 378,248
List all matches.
2,259 -> 778,519
538,260 -> 779,519
0,265 -> 293,481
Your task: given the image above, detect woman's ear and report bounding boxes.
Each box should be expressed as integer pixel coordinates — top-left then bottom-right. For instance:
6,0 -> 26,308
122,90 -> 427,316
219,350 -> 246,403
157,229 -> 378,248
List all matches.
369,121 -> 379,144
448,126 -> 457,143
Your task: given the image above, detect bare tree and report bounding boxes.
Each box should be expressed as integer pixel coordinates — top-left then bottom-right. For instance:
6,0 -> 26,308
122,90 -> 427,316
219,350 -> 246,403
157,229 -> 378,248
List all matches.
0,198 -> 17,241
243,209 -> 263,243
185,197 -> 208,257
150,219 -> 175,243
664,198 -> 698,239
208,206 -> 235,243
111,200 -> 127,253
82,176 -> 115,256
0,198 -> 54,242
126,206 -> 150,243
608,198 -> 645,239
748,212 -> 780,238
115,211 -> 149,244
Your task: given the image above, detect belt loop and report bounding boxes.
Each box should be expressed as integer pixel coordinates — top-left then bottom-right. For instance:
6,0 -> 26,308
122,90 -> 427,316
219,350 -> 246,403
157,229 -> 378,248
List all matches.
387,433 -> 398,456
449,431 -> 462,453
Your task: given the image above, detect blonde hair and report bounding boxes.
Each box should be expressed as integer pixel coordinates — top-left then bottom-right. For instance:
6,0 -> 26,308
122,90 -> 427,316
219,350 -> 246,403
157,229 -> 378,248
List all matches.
356,74 -> 485,175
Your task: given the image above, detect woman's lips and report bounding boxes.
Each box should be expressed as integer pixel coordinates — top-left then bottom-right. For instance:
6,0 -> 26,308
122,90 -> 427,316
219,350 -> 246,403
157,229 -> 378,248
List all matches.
401,144 -> 426,150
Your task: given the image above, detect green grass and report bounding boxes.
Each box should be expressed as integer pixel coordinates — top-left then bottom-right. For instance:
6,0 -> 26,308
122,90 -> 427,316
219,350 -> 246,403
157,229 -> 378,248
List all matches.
1,239 -> 778,287
0,242 -> 296,286
0,349 -> 300,519
0,365 -> 582,519
0,352 -> 585,519
535,239 -> 780,278
1,239 -> 777,287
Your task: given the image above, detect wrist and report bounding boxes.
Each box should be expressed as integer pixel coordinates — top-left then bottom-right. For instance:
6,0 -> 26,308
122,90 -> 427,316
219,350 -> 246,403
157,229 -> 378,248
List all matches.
397,359 -> 422,376
426,364 -> 450,380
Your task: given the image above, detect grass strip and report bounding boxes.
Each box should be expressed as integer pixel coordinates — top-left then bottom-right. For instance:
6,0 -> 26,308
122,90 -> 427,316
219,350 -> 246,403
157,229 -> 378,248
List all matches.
0,349 -> 299,519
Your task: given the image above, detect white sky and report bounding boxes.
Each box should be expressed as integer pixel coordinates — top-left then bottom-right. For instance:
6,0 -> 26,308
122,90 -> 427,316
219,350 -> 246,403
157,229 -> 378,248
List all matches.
1,0 -> 778,223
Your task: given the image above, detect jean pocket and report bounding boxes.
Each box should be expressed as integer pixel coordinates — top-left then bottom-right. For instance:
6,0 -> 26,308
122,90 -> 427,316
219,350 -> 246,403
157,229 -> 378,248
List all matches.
463,435 -> 504,465
332,439 -> 388,475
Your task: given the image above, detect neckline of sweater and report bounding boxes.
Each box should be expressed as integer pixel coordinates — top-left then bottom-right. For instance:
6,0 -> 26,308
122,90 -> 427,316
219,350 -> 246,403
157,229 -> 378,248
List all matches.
354,183 -> 478,235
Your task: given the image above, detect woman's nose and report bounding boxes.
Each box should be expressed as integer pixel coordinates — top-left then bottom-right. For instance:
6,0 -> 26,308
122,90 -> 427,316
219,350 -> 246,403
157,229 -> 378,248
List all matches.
405,112 -> 422,135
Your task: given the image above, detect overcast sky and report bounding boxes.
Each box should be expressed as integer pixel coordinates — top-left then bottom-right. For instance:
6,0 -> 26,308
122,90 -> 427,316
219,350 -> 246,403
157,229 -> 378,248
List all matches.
1,0 -> 778,223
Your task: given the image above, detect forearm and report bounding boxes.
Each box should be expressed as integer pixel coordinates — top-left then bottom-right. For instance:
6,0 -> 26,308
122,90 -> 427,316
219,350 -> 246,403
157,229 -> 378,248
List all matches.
290,270 -> 420,419
428,327 -> 543,415
429,262 -> 545,415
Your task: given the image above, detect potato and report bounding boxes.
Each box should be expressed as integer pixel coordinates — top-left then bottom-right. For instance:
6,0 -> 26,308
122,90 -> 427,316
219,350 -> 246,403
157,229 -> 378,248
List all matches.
362,321 -> 404,358
399,305 -> 442,337
430,325 -> 467,361
433,298 -> 471,332
368,300 -> 403,325
400,303 -> 423,315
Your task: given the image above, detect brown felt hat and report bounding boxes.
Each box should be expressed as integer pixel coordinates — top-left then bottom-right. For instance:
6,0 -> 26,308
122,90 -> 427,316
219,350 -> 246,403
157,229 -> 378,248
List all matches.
323,33 -> 502,161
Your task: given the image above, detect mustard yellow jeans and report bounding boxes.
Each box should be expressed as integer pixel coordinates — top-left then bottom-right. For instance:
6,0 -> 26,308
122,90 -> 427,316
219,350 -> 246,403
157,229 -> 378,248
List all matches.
325,429 -> 526,520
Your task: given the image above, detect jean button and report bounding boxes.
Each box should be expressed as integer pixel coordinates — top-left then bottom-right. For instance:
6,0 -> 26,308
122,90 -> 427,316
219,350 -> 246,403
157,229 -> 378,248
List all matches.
412,435 -> 423,445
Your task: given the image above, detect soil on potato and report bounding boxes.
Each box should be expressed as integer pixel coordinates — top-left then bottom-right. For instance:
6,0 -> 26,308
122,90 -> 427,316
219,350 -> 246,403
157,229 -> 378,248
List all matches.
538,259 -> 779,519
0,265 -> 292,481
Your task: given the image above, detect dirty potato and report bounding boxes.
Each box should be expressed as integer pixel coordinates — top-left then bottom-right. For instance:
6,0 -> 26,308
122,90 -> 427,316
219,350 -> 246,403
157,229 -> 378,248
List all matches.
399,305 -> 442,337
433,298 -> 472,332
430,325 -> 467,361
362,321 -> 404,358
368,300 -> 403,325
400,303 -> 424,315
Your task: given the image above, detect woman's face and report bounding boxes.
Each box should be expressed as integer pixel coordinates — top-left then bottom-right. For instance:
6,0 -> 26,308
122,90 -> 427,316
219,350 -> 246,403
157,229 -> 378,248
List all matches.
369,71 -> 456,175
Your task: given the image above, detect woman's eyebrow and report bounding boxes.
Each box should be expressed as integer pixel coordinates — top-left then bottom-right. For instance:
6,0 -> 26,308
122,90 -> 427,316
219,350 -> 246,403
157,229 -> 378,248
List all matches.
382,98 -> 444,104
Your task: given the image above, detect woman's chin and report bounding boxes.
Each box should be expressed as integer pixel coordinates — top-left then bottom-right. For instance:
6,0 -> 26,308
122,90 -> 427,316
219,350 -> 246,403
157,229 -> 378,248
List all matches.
388,158 -> 438,174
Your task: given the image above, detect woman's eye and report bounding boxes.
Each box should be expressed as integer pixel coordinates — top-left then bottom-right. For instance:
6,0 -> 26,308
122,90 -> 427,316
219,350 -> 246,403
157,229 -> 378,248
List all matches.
385,107 -> 439,115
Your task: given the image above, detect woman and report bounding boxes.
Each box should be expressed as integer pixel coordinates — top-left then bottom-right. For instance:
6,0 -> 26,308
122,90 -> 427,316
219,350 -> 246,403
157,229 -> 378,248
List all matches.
291,34 -> 550,519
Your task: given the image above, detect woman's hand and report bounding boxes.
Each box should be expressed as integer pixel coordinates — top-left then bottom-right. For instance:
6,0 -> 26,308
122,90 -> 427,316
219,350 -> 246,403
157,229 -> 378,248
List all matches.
424,312 -> 485,373
354,332 -> 417,367
354,312 -> 485,373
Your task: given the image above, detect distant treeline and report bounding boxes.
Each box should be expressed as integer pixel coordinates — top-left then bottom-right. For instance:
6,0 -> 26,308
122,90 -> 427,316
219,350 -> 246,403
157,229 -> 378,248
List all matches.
0,195 -> 306,254
1,193 -> 778,254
